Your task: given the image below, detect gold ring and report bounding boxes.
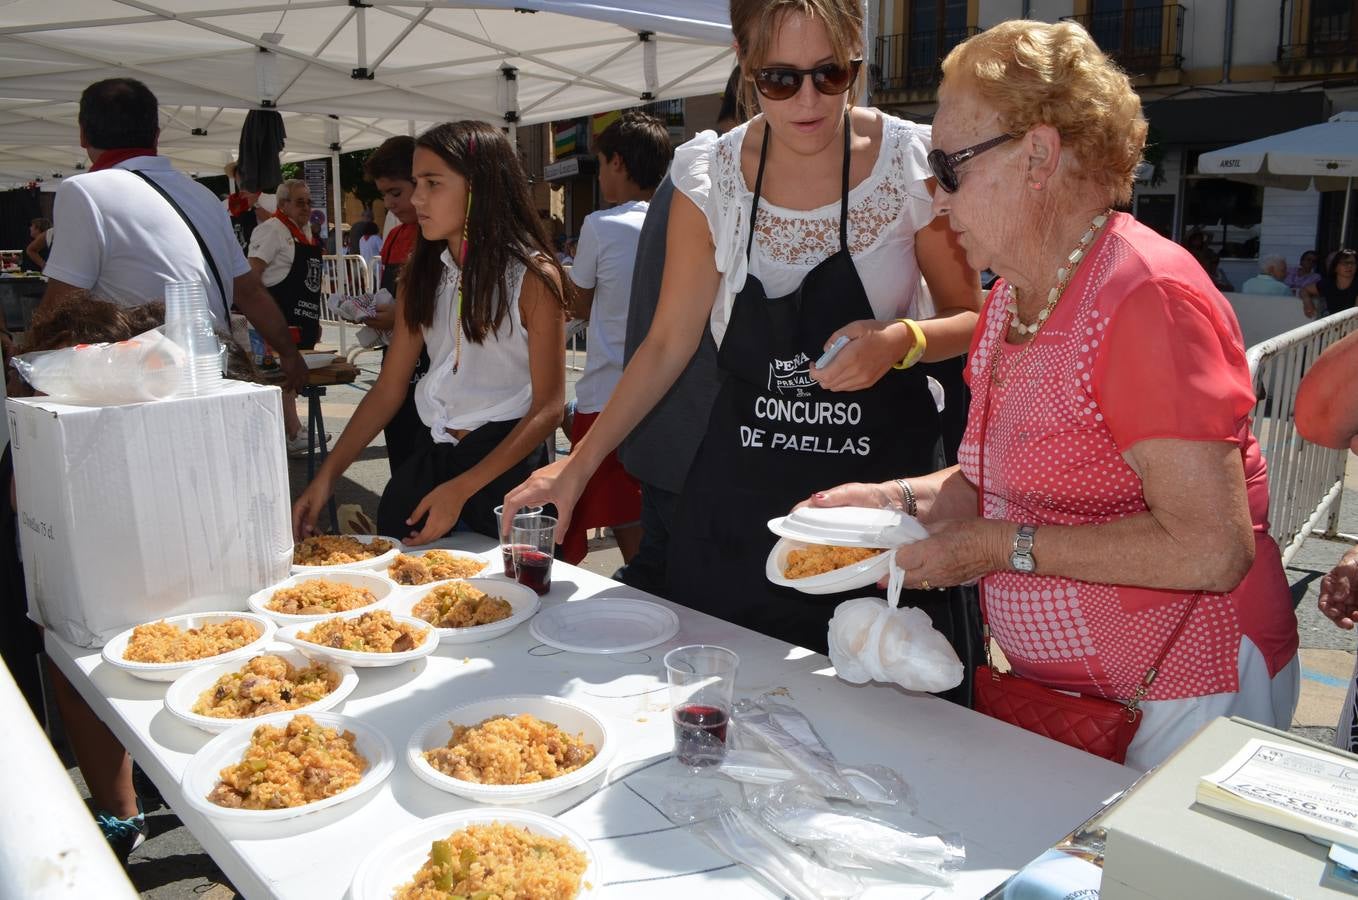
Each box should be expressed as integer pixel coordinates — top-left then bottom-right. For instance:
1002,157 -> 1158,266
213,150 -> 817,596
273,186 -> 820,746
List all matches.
920,579 -> 931,591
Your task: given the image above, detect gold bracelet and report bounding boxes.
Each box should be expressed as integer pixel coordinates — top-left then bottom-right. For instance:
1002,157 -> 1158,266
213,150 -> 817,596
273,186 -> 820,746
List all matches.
892,318 -> 927,370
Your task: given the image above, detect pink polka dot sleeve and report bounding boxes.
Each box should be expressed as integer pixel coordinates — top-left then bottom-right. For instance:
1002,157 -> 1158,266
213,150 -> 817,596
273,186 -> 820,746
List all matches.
1091,278 -> 1256,451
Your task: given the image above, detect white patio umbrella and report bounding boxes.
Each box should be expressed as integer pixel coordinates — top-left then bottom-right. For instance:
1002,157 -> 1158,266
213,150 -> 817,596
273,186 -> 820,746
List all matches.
1197,111 -> 1358,246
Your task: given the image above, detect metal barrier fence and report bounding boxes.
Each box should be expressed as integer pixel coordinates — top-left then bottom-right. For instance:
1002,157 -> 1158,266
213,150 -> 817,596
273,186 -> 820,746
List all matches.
1247,307 -> 1358,566
320,254 -> 374,356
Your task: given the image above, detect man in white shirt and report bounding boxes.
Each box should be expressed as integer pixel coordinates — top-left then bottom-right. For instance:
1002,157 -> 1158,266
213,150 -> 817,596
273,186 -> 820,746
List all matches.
559,111 -> 673,564
38,78 -> 305,391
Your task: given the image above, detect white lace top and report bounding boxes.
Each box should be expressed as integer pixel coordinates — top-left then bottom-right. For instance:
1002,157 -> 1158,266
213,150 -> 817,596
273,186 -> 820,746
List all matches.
671,111 -> 936,346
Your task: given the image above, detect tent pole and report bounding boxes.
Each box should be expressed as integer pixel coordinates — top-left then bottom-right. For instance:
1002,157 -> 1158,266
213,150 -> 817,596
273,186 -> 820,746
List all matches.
1343,176 -> 1353,249
331,142 -> 348,354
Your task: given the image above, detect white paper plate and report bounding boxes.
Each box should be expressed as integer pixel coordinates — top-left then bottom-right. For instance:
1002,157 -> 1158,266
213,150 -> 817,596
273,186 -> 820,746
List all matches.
388,577 -> 540,644
289,535 -> 403,574
101,612 -> 276,682
529,598 -> 679,655
407,695 -> 614,805
767,505 -> 927,547
765,537 -> 892,595
163,650 -> 359,734
181,711 -> 393,823
382,548 -> 493,586
275,613 -> 438,667
246,571 -> 395,626
350,808 -> 601,900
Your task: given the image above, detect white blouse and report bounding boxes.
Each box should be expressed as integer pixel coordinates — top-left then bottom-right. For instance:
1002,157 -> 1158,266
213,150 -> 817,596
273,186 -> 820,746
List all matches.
415,248 -> 533,441
671,111 -> 937,346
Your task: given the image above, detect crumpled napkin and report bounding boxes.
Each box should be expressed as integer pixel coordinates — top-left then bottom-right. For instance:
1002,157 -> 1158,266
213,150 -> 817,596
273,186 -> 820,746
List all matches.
827,556 -> 963,693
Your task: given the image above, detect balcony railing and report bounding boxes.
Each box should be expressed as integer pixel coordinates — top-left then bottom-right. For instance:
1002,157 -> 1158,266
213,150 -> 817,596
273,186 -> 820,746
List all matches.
1279,17 -> 1358,65
1062,4 -> 1185,73
873,27 -> 980,93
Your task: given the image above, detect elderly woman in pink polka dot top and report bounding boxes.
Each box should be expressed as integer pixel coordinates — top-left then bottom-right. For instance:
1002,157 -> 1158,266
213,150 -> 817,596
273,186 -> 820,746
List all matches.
810,21 -> 1298,770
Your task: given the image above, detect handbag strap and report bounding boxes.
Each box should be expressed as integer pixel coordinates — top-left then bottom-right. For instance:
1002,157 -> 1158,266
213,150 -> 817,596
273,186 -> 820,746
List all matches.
129,168 -> 232,326
974,317 -> 1200,716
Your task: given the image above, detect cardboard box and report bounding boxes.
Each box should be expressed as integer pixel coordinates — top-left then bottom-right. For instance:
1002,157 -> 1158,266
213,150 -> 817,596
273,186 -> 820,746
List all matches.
1101,717 -> 1354,899
7,381 -> 292,647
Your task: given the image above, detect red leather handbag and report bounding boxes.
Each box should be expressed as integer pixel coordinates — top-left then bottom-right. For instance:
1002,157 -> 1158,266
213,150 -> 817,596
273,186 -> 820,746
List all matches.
973,347 -> 1199,764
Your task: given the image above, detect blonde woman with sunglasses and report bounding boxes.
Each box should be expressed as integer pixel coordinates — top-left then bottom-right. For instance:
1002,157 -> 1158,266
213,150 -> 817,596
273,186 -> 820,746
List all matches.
506,0 -> 979,654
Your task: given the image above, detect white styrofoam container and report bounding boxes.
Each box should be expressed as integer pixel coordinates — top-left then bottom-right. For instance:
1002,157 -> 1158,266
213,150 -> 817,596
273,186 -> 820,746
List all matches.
7,382 -> 292,647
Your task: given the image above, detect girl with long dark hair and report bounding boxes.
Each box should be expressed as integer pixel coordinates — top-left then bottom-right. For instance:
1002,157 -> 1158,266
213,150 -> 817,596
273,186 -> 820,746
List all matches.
293,121 -> 568,543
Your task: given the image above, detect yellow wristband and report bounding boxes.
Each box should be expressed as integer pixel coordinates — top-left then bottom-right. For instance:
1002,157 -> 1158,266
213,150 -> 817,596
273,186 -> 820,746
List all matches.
893,318 -> 927,370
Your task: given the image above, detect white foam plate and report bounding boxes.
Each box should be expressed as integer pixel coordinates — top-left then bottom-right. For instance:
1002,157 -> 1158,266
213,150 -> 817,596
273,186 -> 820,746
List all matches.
382,548 -> 493,586
181,711 -> 393,823
407,695 -> 614,805
275,613 -> 438,667
388,576 -> 540,644
246,571 -> 395,626
767,505 -> 927,547
350,808 -> 601,900
101,612 -> 276,683
290,535 -> 403,574
765,537 -> 892,595
301,350 -> 337,369
163,650 -> 359,734
529,598 -> 679,655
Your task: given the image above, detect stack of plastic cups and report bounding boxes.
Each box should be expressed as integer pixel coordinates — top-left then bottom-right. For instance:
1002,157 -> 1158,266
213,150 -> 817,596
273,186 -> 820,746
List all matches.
163,280 -> 224,397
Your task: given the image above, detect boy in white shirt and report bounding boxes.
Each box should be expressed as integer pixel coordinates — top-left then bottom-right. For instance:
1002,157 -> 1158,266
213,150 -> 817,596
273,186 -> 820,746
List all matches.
560,112 -> 673,564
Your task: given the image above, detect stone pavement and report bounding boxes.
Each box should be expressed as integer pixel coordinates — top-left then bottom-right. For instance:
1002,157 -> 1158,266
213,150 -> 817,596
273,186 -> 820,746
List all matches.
57,328 -> 1357,897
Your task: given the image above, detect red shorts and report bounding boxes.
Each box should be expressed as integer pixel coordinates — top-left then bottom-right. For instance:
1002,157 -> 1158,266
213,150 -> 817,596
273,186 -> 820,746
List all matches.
560,410 -> 642,564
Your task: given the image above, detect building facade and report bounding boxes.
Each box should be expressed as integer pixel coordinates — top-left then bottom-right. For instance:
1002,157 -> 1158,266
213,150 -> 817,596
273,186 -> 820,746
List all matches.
870,0 -> 1358,285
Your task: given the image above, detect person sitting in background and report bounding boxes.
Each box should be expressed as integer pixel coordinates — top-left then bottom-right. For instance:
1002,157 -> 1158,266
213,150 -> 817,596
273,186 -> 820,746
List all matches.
358,221 -> 382,266
559,111 -> 673,565
22,217 -> 51,272
1318,249 -> 1358,316
1240,255 -> 1293,296
1202,248 -> 1234,293
248,177 -> 324,455
1287,249 -> 1322,306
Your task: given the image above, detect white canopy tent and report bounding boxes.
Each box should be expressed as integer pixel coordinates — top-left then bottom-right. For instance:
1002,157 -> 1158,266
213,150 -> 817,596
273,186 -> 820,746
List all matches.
0,0 -> 735,187
1197,111 -> 1358,246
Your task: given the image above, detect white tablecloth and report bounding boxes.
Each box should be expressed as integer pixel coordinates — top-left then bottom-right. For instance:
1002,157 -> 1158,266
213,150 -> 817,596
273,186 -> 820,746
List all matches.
46,536 -> 1135,899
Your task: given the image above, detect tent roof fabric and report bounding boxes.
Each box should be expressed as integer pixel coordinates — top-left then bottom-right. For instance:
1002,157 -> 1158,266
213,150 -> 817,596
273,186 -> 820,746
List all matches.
1197,111 -> 1358,192
0,0 -> 734,185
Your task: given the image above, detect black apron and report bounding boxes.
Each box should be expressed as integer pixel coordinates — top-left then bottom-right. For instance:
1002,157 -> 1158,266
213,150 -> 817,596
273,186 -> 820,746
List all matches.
379,257 -> 434,473
667,115 -> 942,656
266,235 -> 322,349
231,209 -> 260,254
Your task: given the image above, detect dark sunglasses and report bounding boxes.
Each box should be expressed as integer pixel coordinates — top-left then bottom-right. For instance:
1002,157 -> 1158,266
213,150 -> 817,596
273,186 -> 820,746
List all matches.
927,133 -> 1015,193
753,59 -> 862,101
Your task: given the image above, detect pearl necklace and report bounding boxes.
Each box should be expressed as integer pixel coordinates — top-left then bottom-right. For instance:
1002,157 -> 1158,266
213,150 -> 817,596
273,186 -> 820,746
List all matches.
991,210 -> 1111,386
1005,211 -> 1109,336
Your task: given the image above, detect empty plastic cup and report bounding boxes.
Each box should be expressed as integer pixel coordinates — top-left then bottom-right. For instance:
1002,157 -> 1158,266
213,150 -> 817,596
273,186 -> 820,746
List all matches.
164,280 -> 224,397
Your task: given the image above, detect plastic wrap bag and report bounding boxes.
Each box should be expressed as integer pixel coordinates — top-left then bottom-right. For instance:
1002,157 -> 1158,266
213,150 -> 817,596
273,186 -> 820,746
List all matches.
691,807 -> 864,900
747,781 -> 965,885
828,556 -> 964,693
11,328 -> 186,405
732,695 -> 911,807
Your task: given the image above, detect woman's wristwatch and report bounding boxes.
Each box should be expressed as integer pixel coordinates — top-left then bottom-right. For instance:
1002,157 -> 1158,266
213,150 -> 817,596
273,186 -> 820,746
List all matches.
1010,524 -> 1037,573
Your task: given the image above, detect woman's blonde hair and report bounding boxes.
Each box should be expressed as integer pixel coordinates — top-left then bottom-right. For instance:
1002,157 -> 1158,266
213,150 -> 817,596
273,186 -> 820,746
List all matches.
941,20 -> 1147,206
729,0 -> 863,114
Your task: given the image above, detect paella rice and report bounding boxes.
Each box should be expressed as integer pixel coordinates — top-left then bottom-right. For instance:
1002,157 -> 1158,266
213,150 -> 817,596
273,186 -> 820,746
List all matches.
267,579 -> 378,616
411,581 -> 512,630
206,713 -> 366,809
388,550 -> 488,585
783,543 -> 882,579
191,654 -> 342,719
123,619 -> 261,663
423,714 -> 596,785
296,610 -> 427,653
293,535 -> 393,566
394,822 -> 587,900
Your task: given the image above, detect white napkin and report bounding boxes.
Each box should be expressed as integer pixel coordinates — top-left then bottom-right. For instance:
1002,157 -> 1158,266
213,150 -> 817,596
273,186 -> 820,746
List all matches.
827,556 -> 963,693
